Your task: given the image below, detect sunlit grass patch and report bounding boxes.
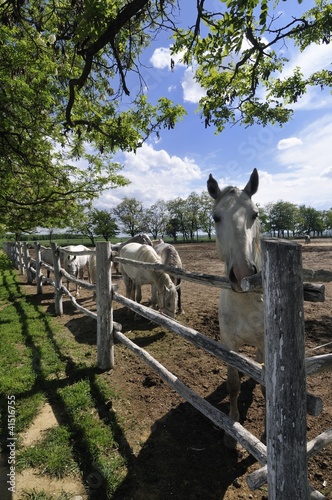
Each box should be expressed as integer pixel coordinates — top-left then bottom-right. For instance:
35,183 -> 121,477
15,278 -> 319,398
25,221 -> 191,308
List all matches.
16,426 -> 80,478
21,491 -> 73,500
58,379 -> 126,492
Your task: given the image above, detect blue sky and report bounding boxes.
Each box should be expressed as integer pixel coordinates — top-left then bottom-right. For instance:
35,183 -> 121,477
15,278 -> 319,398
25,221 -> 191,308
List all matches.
96,2 -> 332,212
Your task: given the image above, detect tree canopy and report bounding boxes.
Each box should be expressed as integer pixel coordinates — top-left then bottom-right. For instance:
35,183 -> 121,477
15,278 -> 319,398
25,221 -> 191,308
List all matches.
1,0 -> 332,234
0,0 -> 186,233
173,0 -> 332,131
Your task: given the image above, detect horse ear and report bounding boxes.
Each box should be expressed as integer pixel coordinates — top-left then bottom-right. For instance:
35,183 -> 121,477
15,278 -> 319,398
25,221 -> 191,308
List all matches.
207,174 -> 221,200
243,168 -> 259,198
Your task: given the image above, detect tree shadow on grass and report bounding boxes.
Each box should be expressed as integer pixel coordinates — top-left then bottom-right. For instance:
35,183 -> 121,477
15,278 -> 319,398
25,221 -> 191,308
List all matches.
0,267 -> 134,500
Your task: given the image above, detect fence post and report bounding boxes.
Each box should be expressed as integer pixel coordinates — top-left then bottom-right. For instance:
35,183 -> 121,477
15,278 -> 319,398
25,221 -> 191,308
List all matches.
17,242 -> 24,274
34,242 -> 43,295
23,243 -> 33,284
13,242 -> 20,269
261,239 -> 309,499
51,242 -> 63,316
95,242 -> 114,371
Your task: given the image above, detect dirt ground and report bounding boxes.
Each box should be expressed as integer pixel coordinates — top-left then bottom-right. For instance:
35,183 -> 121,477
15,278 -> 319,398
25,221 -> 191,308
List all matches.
11,241 -> 332,498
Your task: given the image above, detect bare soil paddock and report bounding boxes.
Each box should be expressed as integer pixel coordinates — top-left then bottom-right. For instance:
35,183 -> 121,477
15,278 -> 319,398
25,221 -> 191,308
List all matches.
24,241 -> 332,498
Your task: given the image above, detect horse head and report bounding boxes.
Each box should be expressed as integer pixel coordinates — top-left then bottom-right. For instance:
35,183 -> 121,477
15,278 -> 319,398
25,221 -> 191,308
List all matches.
66,254 -> 79,277
207,168 -> 261,292
140,233 -> 153,246
158,284 -> 177,318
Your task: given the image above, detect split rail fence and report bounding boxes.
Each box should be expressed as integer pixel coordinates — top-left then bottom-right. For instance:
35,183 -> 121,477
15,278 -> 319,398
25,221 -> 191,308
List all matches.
3,239 -> 332,499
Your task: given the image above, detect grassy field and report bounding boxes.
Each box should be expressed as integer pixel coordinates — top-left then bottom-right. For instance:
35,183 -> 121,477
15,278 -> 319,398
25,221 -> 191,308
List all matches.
0,235 -> 214,249
0,251 -> 126,499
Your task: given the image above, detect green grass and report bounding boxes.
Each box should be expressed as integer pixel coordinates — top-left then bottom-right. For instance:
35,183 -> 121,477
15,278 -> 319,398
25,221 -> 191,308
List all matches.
20,492 -> 73,500
0,250 -> 127,498
0,235 -> 215,250
16,426 -> 79,478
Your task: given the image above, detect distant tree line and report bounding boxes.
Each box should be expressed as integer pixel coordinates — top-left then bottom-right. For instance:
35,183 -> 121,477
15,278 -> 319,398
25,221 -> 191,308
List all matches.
66,196 -> 332,244
260,201 -> 332,238
68,192 -> 215,244
6,195 -> 332,244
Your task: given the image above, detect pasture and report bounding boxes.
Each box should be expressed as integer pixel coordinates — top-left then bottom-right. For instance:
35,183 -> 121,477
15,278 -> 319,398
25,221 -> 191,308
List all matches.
1,241 -> 332,498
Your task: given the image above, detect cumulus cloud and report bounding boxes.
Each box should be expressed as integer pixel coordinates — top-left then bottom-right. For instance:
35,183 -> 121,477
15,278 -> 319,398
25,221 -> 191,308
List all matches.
277,137 -> 303,150
150,46 -> 186,70
181,66 -> 206,103
256,114 -> 332,209
283,43 -> 332,80
97,143 -> 203,209
150,45 -> 205,103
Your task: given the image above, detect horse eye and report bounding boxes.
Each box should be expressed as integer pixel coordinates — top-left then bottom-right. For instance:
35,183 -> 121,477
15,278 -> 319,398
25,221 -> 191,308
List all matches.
213,214 -> 221,223
252,211 -> 259,220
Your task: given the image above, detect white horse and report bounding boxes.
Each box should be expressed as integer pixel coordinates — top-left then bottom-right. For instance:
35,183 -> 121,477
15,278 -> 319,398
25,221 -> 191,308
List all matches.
87,234 -> 152,289
152,240 -> 183,314
40,248 -> 54,278
60,244 -> 91,295
111,233 -> 152,274
207,168 -> 264,448
119,242 -> 178,318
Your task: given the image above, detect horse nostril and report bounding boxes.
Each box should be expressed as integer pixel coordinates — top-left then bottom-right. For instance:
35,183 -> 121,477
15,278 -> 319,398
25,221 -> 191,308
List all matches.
229,267 -> 238,284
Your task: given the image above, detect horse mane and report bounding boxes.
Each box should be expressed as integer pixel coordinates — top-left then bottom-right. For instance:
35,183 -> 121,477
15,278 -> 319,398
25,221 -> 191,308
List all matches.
253,220 -> 262,271
160,245 -> 182,268
137,244 -> 161,264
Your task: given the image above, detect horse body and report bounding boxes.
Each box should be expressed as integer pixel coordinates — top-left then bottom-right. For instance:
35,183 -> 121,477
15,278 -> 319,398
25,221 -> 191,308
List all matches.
61,245 -> 91,295
207,168 -> 264,447
111,233 -> 152,274
86,234 -> 152,286
152,240 -> 183,313
119,242 -> 177,318
40,248 -> 54,278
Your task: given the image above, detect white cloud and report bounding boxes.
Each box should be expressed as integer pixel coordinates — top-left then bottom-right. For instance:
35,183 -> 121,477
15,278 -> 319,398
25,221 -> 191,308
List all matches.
284,43 -> 332,80
277,137 -> 303,150
150,46 -> 186,70
97,143 -> 203,209
277,42 -> 332,111
256,114 -> 332,208
150,45 -> 205,103
181,66 -> 206,103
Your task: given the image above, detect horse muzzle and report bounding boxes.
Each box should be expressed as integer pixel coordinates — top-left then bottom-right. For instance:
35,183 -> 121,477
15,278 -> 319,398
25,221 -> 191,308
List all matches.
229,264 -> 257,293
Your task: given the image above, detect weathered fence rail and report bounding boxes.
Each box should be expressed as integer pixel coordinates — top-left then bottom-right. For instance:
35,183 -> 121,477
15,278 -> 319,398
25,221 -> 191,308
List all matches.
3,239 -> 332,499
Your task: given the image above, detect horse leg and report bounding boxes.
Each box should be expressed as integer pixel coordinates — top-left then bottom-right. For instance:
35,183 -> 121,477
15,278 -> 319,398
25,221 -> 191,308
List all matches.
177,284 -> 182,314
76,268 -> 84,297
122,273 -> 134,314
136,284 -> 142,304
134,284 -> 142,321
224,364 -> 241,449
151,284 -> 158,309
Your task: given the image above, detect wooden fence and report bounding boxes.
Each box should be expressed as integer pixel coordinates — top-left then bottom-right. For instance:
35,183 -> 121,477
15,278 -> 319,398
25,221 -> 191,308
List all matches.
3,239 -> 332,499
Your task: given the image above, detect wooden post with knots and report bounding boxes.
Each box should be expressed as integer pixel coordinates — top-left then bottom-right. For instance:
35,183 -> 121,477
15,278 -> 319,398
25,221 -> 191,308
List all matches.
261,239 -> 309,499
96,242 -> 114,371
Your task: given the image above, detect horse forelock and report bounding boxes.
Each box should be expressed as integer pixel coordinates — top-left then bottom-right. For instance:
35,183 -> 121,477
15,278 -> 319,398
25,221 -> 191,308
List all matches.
216,185 -> 238,202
